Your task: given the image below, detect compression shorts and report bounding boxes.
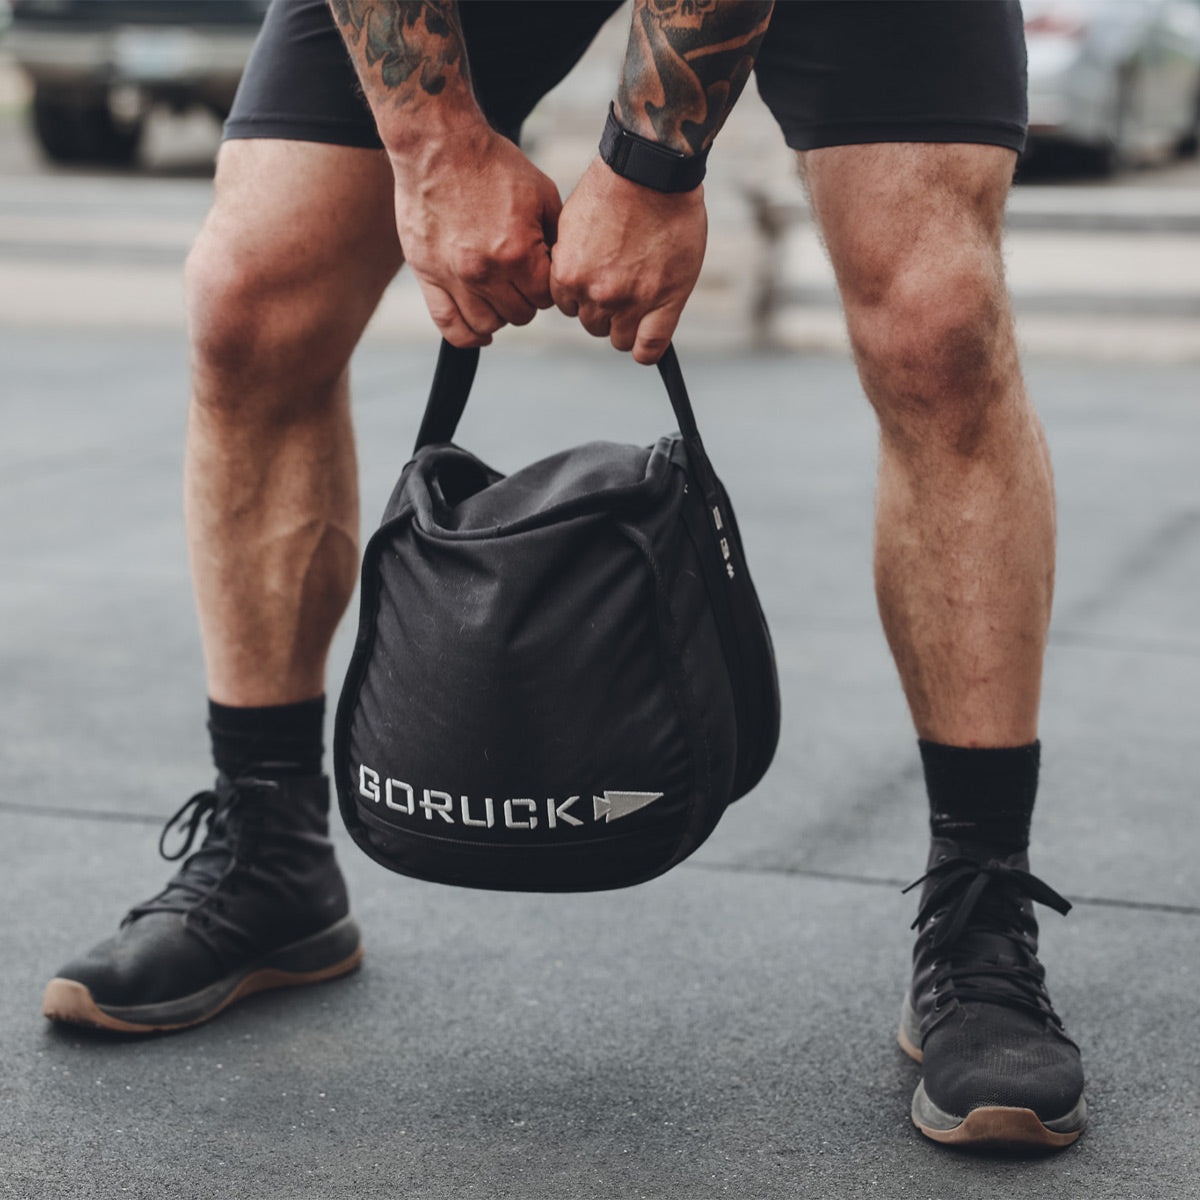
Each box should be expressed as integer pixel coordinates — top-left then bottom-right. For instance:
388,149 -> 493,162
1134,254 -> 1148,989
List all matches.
225,0 -> 1027,154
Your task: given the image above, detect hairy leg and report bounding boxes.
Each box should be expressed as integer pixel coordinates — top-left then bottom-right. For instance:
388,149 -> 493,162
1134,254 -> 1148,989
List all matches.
184,139 -> 402,706
800,143 -> 1055,747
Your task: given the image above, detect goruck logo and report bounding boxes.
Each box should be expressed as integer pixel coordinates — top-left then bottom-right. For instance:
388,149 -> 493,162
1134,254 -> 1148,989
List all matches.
358,765 -> 663,831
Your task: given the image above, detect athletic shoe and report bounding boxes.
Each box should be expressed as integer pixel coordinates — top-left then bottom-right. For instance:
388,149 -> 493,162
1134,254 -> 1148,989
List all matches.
898,839 -> 1087,1149
43,773 -> 362,1034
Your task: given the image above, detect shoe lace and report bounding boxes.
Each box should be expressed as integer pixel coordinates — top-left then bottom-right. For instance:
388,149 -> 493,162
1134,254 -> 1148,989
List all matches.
125,783 -> 261,949
157,788 -> 223,863
903,855 -> 1072,1022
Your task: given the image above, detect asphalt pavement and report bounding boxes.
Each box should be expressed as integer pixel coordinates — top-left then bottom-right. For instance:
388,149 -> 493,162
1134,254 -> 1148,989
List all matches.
2,328 -> 1198,1200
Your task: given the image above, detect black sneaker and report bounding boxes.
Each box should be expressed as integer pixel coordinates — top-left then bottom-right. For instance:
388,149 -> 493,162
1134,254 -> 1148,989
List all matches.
43,774 -> 362,1034
898,839 -> 1086,1149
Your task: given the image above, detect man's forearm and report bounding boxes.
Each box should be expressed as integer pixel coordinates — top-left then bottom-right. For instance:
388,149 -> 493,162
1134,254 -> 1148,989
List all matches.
328,0 -> 482,149
616,0 -> 774,155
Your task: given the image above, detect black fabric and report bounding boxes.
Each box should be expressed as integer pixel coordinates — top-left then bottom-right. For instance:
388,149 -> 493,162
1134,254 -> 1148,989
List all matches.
225,0 -> 1027,154
920,998 -> 1085,1123
600,104 -> 708,193
208,695 -> 325,780
754,1 -> 1028,153
334,343 -> 779,892
920,739 -> 1039,852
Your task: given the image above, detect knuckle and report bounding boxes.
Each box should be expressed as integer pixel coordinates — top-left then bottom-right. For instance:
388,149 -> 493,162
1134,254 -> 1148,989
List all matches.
454,252 -> 492,287
496,240 -> 532,271
549,265 -> 581,296
585,281 -> 626,309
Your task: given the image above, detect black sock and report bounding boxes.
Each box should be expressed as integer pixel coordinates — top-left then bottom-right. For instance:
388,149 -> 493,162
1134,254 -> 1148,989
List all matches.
208,696 -> 325,780
919,739 -> 1039,853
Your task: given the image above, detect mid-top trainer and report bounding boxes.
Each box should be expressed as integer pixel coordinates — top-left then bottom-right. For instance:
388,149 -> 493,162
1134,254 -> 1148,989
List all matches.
43,774 -> 362,1034
899,838 -> 1087,1149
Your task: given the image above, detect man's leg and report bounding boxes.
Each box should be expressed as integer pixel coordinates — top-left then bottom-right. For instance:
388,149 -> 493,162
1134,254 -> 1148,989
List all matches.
803,141 -> 1053,746
43,138 -> 402,1034
185,138 -> 401,706
801,142 -> 1085,1148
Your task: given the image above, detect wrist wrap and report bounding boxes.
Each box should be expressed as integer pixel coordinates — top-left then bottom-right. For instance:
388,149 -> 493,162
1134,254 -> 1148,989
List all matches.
598,103 -> 708,193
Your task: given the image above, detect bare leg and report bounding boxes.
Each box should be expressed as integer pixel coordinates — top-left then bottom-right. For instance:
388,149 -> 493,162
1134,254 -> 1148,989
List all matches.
184,139 -> 402,706
800,143 -> 1055,747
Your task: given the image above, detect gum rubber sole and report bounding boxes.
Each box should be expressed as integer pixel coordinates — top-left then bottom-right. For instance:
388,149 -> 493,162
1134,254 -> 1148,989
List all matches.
898,1004 -> 1086,1150
897,1016 -> 922,1063
910,1082 -> 1084,1149
42,944 -> 364,1035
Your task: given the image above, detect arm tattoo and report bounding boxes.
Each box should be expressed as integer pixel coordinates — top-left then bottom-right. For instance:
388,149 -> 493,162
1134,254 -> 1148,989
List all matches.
616,0 -> 774,155
328,0 -> 471,105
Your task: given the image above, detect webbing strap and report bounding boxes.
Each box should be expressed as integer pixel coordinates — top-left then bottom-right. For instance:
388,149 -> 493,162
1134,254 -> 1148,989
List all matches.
413,342 -> 721,506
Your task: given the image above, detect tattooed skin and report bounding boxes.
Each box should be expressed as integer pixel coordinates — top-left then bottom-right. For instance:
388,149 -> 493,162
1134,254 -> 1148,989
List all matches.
328,0 -> 471,105
616,0 -> 774,155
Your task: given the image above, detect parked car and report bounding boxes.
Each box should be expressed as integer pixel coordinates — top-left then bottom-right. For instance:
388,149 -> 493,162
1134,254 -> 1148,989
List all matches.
1025,0 -> 1200,171
6,0 -> 267,166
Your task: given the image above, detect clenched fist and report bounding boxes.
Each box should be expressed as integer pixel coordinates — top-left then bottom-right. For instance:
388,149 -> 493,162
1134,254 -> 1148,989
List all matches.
551,156 -> 707,365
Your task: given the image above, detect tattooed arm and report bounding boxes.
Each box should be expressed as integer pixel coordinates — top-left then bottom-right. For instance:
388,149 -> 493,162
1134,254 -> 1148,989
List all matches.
615,0 -> 773,154
552,0 -> 774,364
329,1 -> 562,346
328,0 -> 478,132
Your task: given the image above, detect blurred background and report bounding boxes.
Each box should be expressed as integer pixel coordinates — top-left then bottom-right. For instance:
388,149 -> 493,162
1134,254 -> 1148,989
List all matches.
1,0 -> 1198,361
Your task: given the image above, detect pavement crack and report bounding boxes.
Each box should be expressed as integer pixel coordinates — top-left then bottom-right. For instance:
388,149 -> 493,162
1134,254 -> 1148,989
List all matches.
0,800 -> 160,826
686,858 -> 1200,917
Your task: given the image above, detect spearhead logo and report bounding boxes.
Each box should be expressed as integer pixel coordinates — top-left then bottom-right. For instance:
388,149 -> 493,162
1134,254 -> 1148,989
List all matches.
593,790 -> 664,823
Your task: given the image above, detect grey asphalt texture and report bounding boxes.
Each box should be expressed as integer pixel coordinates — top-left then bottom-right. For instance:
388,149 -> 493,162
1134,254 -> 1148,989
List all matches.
2,330 -> 1198,1199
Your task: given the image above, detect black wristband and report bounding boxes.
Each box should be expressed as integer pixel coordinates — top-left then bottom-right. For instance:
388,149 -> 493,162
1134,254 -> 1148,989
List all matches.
598,103 -> 708,193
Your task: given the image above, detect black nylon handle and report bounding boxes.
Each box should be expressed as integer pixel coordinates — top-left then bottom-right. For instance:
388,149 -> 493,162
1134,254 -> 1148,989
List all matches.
412,340 -> 722,503
412,340 -> 481,451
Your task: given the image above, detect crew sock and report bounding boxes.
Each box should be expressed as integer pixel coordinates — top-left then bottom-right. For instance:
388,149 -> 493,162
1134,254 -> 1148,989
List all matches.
208,696 -> 325,781
918,739 -> 1039,854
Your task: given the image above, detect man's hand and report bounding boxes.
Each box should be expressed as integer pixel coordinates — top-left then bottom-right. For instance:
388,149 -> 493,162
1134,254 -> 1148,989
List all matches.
551,156 -> 706,365
391,127 -> 562,348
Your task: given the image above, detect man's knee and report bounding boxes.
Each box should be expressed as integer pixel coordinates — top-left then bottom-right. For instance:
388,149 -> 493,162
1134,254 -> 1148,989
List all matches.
843,252 -> 1018,454
184,139 -> 400,421
185,229 -> 358,419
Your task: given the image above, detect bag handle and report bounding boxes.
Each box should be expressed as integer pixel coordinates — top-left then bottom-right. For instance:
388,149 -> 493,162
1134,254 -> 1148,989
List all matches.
413,339 -> 723,506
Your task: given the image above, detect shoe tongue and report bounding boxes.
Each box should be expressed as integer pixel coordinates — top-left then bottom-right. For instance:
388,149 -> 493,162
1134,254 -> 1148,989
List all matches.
928,836 -> 1028,871
954,927 -> 1024,966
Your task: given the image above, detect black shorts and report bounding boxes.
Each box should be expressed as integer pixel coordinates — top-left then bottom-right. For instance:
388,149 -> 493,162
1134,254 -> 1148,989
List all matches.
226,0 -> 1027,154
